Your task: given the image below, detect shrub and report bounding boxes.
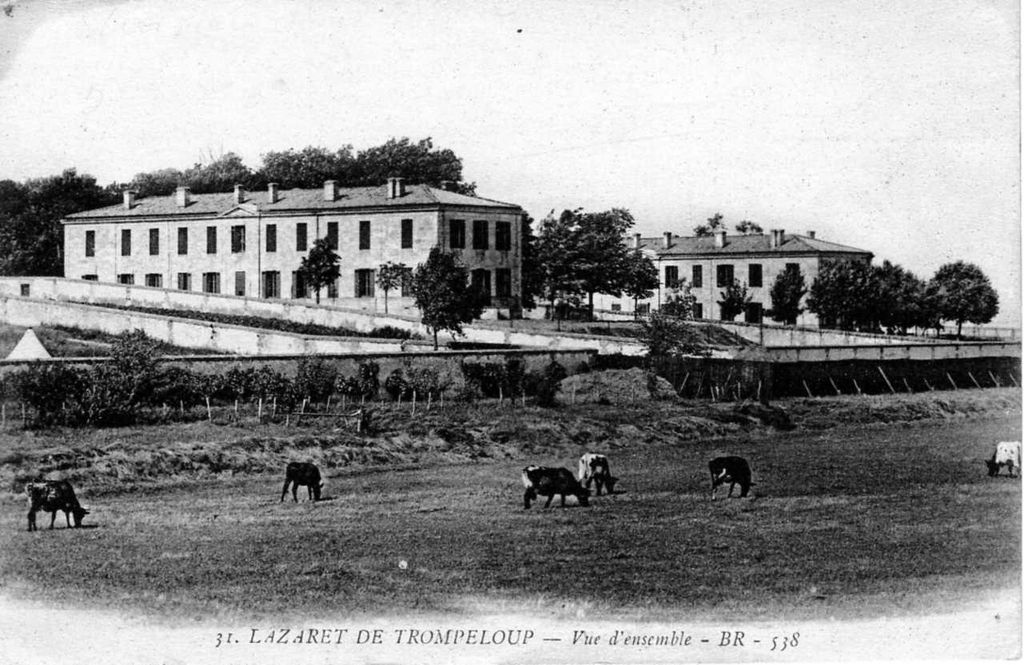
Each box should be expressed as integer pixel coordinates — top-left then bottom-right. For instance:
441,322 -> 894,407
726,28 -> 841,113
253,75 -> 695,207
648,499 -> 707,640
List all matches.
148,366 -> 204,407
13,363 -> 89,427
357,361 -> 380,400
384,369 -> 412,400
294,357 -> 337,404
461,362 -> 506,399
526,361 -> 567,408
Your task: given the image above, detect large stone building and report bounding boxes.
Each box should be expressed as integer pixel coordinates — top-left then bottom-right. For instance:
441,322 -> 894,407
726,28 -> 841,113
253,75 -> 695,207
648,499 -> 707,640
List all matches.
63,179 -> 525,316
597,228 -> 873,325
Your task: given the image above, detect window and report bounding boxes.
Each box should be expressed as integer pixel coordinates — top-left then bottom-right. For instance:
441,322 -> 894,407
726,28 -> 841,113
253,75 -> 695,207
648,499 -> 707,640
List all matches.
472,220 -> 489,250
177,228 -> 188,255
149,228 -> 159,256
400,267 -> 414,297
692,265 -> 703,288
636,303 -> 651,315
231,225 -> 245,253
296,223 -> 307,251
177,273 -> 192,291
292,271 -> 308,299
471,269 -> 491,305
234,271 -> 246,296
693,303 -> 703,319
610,303 -> 621,312
327,221 -> 338,250
748,264 -> 763,288
85,230 -> 95,257
262,271 -> 280,298
449,219 -> 465,249
359,220 -> 370,250
786,262 -> 799,272
19,283 -> 29,296
744,302 -> 763,324
206,227 -> 217,254
401,219 -> 413,249
355,269 -> 376,297
202,272 -> 220,294
266,224 -> 277,252
117,273 -> 134,285
665,266 -> 679,288
716,264 -> 734,287
495,269 -> 512,298
144,273 -> 162,288
495,221 -> 512,251
327,279 -> 338,299
81,274 -> 98,281
120,229 -> 131,256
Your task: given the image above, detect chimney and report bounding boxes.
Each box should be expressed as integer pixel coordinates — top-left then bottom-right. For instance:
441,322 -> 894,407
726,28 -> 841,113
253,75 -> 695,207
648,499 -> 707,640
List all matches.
770,229 -> 785,248
267,182 -> 279,204
631,233 -> 641,249
323,180 -> 337,202
233,184 -> 245,204
439,180 -> 455,192
807,230 -> 816,239
175,186 -> 191,208
122,190 -> 136,210
663,231 -> 672,248
387,177 -> 406,199
714,229 -> 727,248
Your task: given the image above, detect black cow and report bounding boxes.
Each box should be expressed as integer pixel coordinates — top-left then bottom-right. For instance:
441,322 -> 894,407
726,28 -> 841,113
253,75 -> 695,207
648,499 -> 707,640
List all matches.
521,466 -> 590,509
26,480 -> 89,531
709,456 -> 753,500
281,462 -> 323,502
577,453 -> 618,496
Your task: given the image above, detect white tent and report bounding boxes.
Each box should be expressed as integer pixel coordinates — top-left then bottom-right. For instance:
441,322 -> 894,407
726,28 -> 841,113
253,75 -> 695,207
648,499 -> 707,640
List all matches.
7,328 -> 51,360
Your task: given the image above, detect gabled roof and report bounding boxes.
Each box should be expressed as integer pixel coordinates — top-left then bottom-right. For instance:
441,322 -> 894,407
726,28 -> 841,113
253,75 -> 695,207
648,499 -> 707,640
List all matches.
636,232 -> 872,258
64,184 -> 521,221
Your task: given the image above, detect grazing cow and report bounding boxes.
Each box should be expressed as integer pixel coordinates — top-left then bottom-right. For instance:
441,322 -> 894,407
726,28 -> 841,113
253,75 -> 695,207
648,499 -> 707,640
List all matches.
26,480 -> 89,531
577,453 -> 618,496
985,441 -> 1022,478
521,466 -> 590,509
709,456 -> 753,500
281,462 -> 323,502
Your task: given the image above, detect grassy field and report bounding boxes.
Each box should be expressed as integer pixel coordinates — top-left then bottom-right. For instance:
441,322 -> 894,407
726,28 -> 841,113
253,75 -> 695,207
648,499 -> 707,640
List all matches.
0,405 -> 1018,624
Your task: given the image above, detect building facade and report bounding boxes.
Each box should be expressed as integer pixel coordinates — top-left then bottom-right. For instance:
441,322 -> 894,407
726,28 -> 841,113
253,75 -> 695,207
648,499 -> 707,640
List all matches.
63,179 -> 525,316
596,228 -> 873,325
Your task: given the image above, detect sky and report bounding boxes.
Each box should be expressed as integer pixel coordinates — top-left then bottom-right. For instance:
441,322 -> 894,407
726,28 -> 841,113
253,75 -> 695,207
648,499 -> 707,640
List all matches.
0,0 -> 1019,324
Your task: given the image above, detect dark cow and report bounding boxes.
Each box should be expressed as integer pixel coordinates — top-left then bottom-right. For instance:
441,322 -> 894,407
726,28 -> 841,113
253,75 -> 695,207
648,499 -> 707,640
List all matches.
281,462 -> 323,502
577,453 -> 618,496
521,466 -> 590,509
709,456 -> 753,500
26,480 -> 89,531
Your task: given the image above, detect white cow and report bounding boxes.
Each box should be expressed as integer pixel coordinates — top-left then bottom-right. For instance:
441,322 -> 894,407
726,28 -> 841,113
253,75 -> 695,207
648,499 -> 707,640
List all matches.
577,453 -> 618,496
985,441 -> 1021,478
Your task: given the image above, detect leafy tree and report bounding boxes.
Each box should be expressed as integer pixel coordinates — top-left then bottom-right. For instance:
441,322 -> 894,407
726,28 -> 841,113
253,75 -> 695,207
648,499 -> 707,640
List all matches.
255,145 -> 356,189
873,261 -> 932,334
621,249 -> 659,314
181,152 -> 254,194
806,259 -> 878,331
717,280 -> 752,321
693,212 -> 725,237
565,207 -> 636,317
129,167 -> 185,197
376,261 -> 410,315
0,169 -> 117,276
929,261 -> 1000,337
735,220 -> 763,235
660,282 -> 698,319
534,210 -> 585,329
639,311 -> 709,357
411,247 -> 485,349
519,213 -> 540,310
296,237 -> 340,304
352,137 -> 473,193
767,264 -> 807,325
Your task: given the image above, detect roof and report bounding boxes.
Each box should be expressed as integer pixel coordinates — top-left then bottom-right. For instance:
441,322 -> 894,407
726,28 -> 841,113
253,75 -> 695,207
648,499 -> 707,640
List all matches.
636,232 -> 872,258
64,184 -> 521,221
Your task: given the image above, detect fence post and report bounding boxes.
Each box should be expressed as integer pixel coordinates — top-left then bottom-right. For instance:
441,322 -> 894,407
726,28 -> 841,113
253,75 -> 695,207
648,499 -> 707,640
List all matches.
967,372 -> 982,389
852,379 -> 863,396
258,398 -> 263,423
946,373 -> 958,390
828,376 -> 842,395
988,371 -> 1001,388
902,377 -> 913,394
923,378 -> 935,391
206,396 -> 212,422
877,367 -> 896,394
802,380 -> 814,398
1008,374 -> 1019,387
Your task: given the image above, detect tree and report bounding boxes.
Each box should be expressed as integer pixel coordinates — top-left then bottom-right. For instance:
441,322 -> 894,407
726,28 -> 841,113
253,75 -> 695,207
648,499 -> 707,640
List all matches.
534,210 -> 585,329
873,261 -> 931,334
255,145 -> 356,189
129,167 -> 185,197
717,280 -> 752,321
929,261 -> 1000,338
693,212 -> 725,237
181,152 -> 254,194
376,261 -> 410,315
767,265 -> 807,325
352,137 -> 473,193
411,247 -> 485,349
639,311 -> 709,357
735,220 -> 763,235
567,207 -> 636,317
518,213 -> 540,310
0,169 -> 117,276
296,237 -> 340,304
621,249 -> 659,314
660,282 -> 698,319
806,259 -> 877,331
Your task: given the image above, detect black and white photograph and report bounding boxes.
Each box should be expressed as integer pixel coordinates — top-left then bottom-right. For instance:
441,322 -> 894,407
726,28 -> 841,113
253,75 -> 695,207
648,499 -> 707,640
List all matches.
0,1 -> 1019,663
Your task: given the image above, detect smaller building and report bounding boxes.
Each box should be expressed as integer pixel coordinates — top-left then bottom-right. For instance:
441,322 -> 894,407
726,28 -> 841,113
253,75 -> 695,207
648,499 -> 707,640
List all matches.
595,228 -> 872,326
